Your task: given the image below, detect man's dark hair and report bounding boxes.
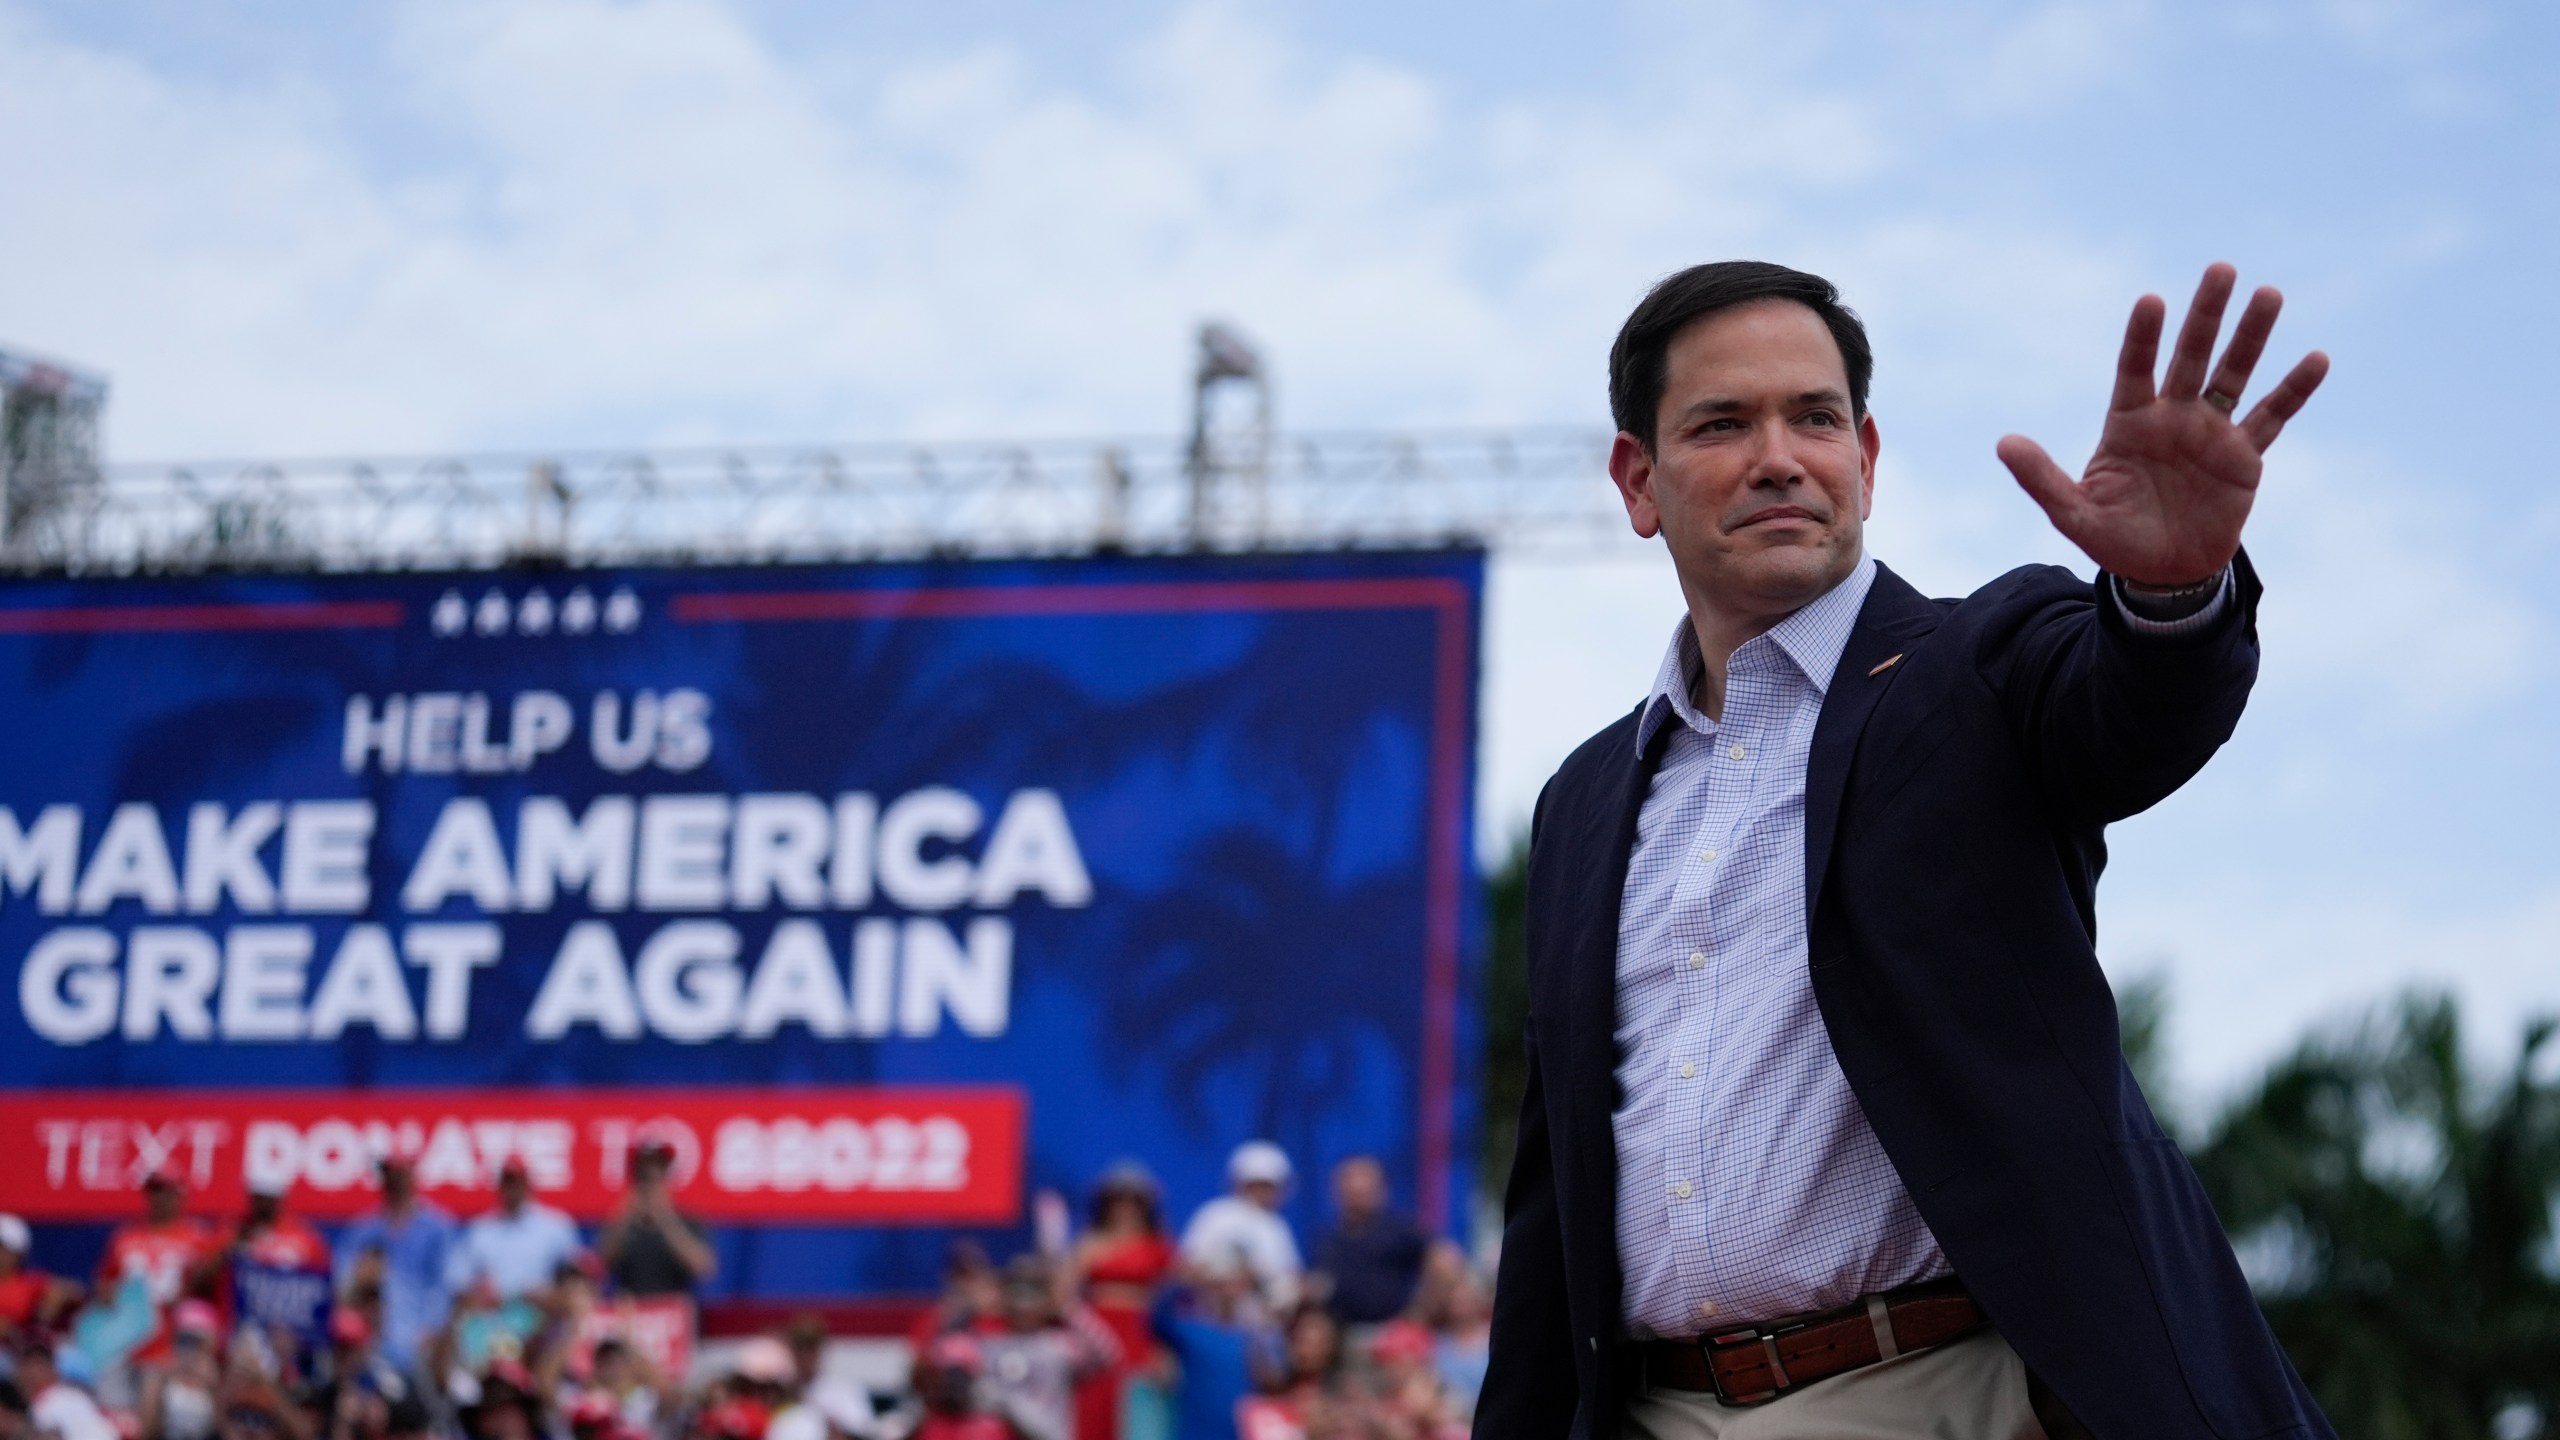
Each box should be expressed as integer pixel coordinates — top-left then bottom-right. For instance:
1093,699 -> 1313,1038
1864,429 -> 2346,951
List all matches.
1608,260 -> 1873,452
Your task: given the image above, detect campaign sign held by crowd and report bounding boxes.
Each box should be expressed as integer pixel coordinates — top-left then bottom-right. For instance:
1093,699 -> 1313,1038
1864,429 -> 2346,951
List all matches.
0,551 -> 1481,1296
235,1257 -> 333,1351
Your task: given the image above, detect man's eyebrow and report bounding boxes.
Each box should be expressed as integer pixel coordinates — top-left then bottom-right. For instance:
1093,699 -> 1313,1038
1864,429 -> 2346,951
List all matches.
1675,396 -> 1750,420
1674,388 -> 1852,421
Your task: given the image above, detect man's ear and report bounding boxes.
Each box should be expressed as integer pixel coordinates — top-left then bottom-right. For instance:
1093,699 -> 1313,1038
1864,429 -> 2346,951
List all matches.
1607,432 -> 1663,539
1856,410 -> 1880,521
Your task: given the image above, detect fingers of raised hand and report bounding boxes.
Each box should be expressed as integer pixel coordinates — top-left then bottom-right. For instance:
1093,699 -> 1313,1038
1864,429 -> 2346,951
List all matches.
2203,286 -> 2283,407
2111,294 -> 2166,411
2240,350 -> 2331,452
2160,262 -> 2238,400
1996,435 -> 2084,529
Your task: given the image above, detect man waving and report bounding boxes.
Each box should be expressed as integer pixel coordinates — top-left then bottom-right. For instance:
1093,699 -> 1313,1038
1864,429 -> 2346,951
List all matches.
1477,261 -> 2331,1439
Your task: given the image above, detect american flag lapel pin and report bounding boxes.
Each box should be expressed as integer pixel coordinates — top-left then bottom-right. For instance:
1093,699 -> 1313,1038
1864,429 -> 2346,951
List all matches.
1867,653 -> 1904,678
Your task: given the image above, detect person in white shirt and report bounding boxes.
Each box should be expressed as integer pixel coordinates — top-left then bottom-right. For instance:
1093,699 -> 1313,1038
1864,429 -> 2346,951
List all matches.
1177,1142 -> 1303,1313
450,1161 -> 583,1303
12,1342 -> 115,1440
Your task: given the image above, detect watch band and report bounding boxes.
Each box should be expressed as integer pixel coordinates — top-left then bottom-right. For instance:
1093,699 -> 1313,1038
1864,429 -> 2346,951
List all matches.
2115,567 -> 2230,622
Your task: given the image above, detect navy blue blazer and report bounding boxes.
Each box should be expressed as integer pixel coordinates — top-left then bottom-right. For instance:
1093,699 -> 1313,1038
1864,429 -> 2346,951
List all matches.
1475,558 -> 2333,1440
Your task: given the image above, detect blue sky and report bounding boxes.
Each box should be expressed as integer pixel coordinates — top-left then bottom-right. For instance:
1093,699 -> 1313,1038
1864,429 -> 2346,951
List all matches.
2,0 -> 2554,1106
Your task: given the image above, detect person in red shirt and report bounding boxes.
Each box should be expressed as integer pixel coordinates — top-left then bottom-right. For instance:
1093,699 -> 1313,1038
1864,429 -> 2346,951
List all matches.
98,1169 -> 215,1365
0,1214 -> 83,1342
218,1177 -> 332,1272
1071,1167 -> 1178,1440
203,1176 -> 332,1336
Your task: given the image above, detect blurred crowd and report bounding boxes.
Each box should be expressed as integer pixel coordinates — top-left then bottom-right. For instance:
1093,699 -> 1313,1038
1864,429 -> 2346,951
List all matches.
0,1141 -> 1490,1440
914,1144 -> 1489,1440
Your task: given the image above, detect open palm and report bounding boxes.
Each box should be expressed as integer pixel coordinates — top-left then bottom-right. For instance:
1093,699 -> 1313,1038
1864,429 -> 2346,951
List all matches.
1999,263 -> 2330,587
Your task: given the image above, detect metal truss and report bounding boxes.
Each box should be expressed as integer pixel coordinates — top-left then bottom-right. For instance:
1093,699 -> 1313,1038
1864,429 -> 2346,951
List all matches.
2,350 -> 110,559
2,428 -> 1629,575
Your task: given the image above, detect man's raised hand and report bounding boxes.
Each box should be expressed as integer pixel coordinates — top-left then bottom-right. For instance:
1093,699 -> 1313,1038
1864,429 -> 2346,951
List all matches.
1996,263 -> 2329,587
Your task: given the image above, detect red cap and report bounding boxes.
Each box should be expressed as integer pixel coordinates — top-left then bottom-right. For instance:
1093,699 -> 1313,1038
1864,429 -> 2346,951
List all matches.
568,1395 -> 619,1430
924,1333 -> 985,1375
1368,1320 -> 1435,1366
484,1358 -> 534,1394
699,1400 -> 768,1440
329,1308 -> 373,1347
172,1300 -> 223,1338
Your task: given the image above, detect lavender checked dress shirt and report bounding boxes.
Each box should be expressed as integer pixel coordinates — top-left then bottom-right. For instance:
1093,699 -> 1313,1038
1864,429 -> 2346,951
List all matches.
1612,555 -> 2229,1339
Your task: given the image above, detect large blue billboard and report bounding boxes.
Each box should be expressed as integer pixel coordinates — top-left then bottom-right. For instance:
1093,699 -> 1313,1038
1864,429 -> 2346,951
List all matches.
0,549 -> 1482,1299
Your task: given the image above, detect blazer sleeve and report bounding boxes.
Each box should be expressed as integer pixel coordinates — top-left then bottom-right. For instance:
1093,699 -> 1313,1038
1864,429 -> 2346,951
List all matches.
1475,1016 -> 1578,1440
1976,552 -> 2263,825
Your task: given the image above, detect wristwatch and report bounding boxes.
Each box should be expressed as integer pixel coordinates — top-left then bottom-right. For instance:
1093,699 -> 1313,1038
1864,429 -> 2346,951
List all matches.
2115,568 -> 2229,621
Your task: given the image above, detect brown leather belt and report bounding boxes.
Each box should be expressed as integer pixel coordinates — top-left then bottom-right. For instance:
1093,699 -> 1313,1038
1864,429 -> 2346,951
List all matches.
1633,1278 -> 1983,1406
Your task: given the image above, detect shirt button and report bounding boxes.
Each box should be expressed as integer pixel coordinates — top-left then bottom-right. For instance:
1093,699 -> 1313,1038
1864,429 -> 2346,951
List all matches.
1727,745 -> 1747,761
1697,1301 -> 1720,1319
1687,951 -> 1707,970
1699,848 -> 1717,862
1679,1062 -> 1697,1079
1671,1180 -> 1693,1200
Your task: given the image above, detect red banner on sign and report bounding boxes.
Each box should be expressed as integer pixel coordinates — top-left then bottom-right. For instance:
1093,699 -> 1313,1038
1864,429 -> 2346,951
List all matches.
0,1086 -> 1024,1224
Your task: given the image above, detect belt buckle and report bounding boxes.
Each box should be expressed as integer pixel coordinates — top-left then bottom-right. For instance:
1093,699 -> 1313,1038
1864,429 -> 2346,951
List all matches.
1703,1319 -> 1804,1407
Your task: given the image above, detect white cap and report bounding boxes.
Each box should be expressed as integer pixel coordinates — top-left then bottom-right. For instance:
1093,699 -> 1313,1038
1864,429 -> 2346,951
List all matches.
808,1380 -> 882,1440
0,1213 -> 28,1254
1226,1140 -> 1293,1188
765,1408 -> 828,1440
732,1336 -> 796,1384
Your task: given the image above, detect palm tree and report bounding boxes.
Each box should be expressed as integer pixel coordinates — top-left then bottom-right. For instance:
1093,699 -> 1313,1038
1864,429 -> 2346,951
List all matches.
2189,993 -> 2560,1439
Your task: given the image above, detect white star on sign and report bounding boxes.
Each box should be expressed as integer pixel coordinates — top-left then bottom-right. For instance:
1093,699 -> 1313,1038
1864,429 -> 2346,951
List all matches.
560,588 -> 597,634
603,588 -> 642,633
517,589 -> 555,635
431,591 -> 468,636
475,591 -> 511,635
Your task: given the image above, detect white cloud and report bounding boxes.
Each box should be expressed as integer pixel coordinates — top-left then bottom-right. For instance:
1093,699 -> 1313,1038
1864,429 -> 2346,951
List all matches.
0,0 -> 1957,456
2104,877 -> 2560,1113
2244,441 -> 2542,727
1956,0 -> 2156,118
1479,544 -> 1680,851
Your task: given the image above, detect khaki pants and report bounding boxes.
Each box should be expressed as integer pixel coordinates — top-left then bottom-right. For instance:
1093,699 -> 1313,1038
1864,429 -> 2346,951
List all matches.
1621,1329 -> 2048,1440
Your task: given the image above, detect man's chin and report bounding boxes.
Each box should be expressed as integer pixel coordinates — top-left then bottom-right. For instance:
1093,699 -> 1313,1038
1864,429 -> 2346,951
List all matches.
1730,547 -> 1850,603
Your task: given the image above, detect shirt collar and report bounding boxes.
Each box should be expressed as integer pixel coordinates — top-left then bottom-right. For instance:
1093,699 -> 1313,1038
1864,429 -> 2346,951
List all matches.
1634,555 -> 1878,754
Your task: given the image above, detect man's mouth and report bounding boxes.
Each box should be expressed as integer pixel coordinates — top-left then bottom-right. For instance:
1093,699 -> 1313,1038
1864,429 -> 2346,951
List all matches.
1730,505 -> 1824,532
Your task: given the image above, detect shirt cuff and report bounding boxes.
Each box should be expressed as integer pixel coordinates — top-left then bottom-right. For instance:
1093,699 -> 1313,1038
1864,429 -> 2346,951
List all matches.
2110,566 -> 2234,637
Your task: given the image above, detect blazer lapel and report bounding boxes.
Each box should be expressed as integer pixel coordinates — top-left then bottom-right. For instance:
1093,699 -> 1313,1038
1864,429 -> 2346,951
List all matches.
1563,708 -> 1665,1203
1804,564 -> 1941,918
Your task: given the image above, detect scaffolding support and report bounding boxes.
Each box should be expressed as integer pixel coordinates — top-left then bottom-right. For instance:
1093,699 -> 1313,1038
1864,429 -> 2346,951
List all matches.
8,427 -> 1623,576
0,351 -> 110,563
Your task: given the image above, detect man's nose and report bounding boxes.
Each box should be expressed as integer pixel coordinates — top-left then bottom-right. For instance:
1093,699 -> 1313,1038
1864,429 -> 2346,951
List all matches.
1744,419 -> 1807,487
